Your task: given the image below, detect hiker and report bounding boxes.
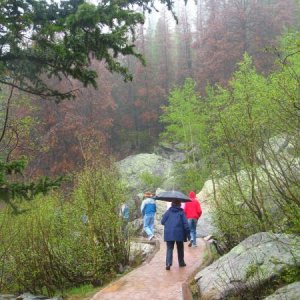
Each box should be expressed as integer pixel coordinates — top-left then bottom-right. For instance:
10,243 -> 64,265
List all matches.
120,202 -> 130,221
120,202 -> 130,237
141,191 -> 156,240
161,199 -> 190,270
184,191 -> 202,247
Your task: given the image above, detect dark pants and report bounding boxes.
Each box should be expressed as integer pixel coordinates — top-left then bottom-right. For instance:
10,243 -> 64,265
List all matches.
166,241 -> 185,266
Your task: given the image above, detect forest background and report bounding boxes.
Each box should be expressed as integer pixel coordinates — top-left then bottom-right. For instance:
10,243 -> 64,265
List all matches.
0,0 -> 300,296
1,0 -> 298,178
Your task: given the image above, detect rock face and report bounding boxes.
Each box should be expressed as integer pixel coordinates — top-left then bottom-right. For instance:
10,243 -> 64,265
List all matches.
263,282 -> 300,300
117,153 -> 175,193
196,182 -> 217,238
195,232 -> 300,300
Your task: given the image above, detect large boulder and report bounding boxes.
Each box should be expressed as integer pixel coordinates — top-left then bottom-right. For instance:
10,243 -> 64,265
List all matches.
195,232 -> 300,300
117,153 -> 175,193
196,184 -> 217,238
263,282 -> 300,300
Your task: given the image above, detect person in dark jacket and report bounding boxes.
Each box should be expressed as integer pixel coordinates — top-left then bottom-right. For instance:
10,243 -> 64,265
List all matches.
161,199 -> 190,270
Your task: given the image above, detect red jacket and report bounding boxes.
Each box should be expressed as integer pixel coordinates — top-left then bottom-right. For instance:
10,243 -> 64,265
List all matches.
184,191 -> 202,219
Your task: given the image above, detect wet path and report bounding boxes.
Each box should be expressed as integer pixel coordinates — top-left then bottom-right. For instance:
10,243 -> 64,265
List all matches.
90,239 -> 205,300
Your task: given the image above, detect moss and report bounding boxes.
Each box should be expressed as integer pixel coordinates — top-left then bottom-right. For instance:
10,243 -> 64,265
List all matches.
280,266 -> 300,284
189,278 -> 200,299
245,264 -> 260,279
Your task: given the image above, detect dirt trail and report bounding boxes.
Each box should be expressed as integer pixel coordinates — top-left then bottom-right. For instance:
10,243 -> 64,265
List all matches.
90,239 -> 205,300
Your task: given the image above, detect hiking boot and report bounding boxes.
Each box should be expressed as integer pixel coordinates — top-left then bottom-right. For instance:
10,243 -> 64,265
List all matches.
166,265 -> 171,270
188,241 -> 193,247
179,263 -> 186,267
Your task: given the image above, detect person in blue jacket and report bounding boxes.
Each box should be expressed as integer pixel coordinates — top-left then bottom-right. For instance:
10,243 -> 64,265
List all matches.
161,199 -> 190,270
141,191 -> 156,240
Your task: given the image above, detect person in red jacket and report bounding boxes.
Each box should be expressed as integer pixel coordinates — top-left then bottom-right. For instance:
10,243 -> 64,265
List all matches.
184,191 -> 202,247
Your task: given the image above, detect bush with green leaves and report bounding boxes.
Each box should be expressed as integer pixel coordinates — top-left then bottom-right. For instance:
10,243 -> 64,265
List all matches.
140,171 -> 164,191
160,32 -> 300,249
174,163 -> 210,194
208,44 -> 300,247
0,163 -> 129,295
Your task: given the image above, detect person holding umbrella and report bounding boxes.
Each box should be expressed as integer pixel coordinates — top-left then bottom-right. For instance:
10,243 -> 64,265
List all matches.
161,199 -> 190,270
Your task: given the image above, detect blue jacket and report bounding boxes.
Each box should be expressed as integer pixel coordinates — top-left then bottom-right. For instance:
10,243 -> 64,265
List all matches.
141,198 -> 156,216
161,206 -> 190,242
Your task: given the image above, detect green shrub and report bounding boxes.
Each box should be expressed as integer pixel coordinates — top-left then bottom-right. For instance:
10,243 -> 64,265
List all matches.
211,170 -> 300,249
0,163 -> 129,295
140,171 -> 164,190
174,164 -> 209,194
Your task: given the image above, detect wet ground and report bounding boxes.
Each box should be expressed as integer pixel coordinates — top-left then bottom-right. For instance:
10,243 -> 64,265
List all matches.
90,239 -> 205,300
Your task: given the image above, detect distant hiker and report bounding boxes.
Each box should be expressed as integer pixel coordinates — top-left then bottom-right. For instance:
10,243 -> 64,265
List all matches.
120,202 -> 130,221
184,191 -> 202,247
161,199 -> 190,270
120,202 -> 130,237
141,191 -> 156,240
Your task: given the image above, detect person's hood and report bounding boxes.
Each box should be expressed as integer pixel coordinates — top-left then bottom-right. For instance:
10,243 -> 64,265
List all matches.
170,206 -> 183,212
189,191 -> 196,199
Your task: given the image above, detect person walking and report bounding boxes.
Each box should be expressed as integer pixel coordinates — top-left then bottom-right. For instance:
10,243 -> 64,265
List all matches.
141,191 -> 156,240
120,202 -> 130,237
161,199 -> 190,270
184,191 -> 202,247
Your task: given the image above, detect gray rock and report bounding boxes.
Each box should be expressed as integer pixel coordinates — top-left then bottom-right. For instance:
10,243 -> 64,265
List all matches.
154,143 -> 186,162
117,153 -> 174,193
196,202 -> 216,238
195,187 -> 217,238
263,282 -> 300,300
129,241 -> 156,264
16,294 -> 48,300
129,218 -> 144,236
0,295 -> 16,300
195,232 -> 300,300
0,294 -> 63,300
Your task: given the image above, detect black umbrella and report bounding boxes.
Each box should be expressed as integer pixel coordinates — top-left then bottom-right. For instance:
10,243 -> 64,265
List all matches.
153,190 -> 191,202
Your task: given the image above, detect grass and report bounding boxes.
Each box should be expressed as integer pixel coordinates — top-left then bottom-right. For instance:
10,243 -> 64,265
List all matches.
63,284 -> 100,300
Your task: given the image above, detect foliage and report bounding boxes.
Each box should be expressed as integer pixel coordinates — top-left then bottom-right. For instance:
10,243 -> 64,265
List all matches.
0,0 -> 178,203
160,31 -> 300,248
0,162 -> 129,295
140,171 -> 163,191
160,78 -> 205,151
64,283 -> 100,300
0,0 -> 177,100
159,78 -> 210,191
108,0 -> 297,155
174,163 -> 209,194
195,0 -> 296,87
30,62 -> 116,176
0,157 -> 63,208
209,47 -> 300,245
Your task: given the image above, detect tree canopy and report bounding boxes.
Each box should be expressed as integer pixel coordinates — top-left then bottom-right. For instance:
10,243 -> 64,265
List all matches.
0,0 -> 177,202
0,0 -> 177,100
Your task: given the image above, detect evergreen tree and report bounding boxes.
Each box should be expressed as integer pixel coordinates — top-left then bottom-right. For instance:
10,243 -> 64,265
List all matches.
0,0 -> 177,203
